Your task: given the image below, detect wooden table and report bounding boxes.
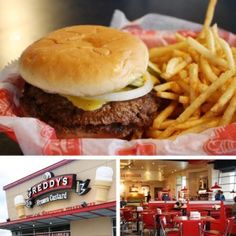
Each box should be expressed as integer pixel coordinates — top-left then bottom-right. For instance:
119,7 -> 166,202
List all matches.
1,0 -> 236,154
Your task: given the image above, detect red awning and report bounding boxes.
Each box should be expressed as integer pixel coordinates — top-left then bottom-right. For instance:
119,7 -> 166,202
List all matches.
0,201 -> 116,231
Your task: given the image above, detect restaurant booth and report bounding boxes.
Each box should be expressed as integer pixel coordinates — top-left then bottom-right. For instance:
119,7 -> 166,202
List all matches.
0,160 -> 116,236
120,160 -> 236,236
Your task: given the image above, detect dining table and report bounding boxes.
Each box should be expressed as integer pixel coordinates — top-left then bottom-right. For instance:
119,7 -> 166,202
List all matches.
0,0 -> 236,155
173,215 -> 216,232
173,215 -> 216,223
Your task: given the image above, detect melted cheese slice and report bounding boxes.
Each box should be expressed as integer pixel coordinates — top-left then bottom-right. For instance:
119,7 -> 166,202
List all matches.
62,95 -> 106,111
61,77 -> 145,111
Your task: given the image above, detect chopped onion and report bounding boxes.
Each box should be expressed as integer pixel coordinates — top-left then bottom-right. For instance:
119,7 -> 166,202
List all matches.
87,72 -> 154,102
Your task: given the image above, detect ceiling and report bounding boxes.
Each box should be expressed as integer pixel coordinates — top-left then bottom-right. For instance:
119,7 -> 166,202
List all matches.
120,160 -> 211,178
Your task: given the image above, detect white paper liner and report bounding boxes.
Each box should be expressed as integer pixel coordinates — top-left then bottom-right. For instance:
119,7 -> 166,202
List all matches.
0,11 -> 236,155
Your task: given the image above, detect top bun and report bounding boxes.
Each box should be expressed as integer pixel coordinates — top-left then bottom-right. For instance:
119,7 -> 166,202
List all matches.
19,25 -> 149,97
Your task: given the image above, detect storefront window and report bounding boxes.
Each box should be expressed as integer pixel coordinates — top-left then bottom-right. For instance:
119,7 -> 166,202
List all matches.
12,224 -> 70,236
181,176 -> 187,189
176,176 -> 182,200
13,231 -> 70,236
218,169 -> 236,200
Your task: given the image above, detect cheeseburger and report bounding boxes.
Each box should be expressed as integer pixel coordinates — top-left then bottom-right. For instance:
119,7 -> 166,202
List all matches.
19,25 -> 158,139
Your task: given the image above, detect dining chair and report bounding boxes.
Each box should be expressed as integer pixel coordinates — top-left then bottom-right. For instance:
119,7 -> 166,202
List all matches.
141,212 -> 157,236
200,211 -> 208,217
179,220 -> 204,236
225,217 -> 235,236
123,209 -> 137,222
159,215 -> 180,236
121,210 -> 138,234
166,214 -> 180,226
203,216 -> 235,236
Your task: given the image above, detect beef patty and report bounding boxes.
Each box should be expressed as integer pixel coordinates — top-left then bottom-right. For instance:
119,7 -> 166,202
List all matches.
20,82 -> 158,139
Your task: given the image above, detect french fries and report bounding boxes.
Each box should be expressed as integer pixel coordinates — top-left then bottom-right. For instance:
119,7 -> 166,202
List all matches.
147,0 -> 236,140
153,101 -> 177,129
200,0 -> 217,38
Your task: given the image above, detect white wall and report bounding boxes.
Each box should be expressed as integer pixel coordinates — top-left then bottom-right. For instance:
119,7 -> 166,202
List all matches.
71,217 -> 112,236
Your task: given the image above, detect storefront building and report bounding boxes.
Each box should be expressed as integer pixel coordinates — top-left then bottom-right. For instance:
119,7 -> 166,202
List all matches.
0,160 -> 116,236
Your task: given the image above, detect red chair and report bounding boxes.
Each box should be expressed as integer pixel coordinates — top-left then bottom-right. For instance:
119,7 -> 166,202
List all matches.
202,201 -> 226,235
203,217 -> 235,236
159,215 -> 180,236
166,212 -> 179,227
179,220 -> 203,236
123,210 -> 137,222
141,212 -> 157,236
122,210 -> 138,233
200,211 -> 209,217
225,217 -> 235,236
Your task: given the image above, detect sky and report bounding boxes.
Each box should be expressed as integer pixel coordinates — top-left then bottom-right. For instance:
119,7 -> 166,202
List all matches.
0,157 -> 64,236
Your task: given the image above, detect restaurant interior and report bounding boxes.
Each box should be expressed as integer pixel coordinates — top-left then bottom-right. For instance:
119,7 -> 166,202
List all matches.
120,160 -> 236,236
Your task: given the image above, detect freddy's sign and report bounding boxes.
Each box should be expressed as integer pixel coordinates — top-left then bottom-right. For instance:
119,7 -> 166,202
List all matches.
26,172 -> 91,208
27,174 -> 75,199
